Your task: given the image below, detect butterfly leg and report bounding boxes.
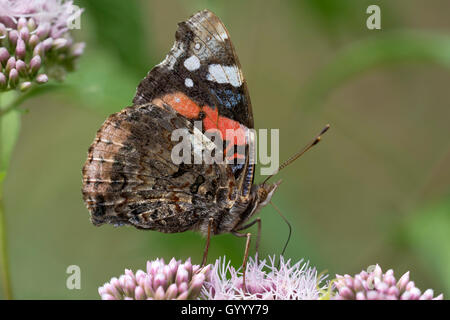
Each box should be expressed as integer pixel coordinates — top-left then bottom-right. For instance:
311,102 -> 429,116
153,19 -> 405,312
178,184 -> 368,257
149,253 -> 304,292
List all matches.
231,231 -> 252,293
201,218 -> 214,267
236,217 -> 261,254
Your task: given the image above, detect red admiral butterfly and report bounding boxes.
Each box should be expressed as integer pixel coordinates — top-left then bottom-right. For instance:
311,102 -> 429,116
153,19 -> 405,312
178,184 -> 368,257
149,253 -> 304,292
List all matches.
82,10 -> 329,286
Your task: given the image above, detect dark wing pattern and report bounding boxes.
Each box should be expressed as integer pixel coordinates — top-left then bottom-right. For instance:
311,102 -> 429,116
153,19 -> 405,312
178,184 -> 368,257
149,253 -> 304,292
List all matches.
133,9 -> 254,129
82,104 -> 241,234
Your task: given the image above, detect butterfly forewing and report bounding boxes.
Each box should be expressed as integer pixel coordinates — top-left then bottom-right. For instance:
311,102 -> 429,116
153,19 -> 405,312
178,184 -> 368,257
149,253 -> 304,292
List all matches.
133,9 -> 254,128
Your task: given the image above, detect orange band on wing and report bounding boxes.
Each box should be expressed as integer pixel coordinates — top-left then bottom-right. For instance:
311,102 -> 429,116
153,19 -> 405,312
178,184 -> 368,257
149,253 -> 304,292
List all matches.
157,93 -> 248,161
159,92 -> 201,119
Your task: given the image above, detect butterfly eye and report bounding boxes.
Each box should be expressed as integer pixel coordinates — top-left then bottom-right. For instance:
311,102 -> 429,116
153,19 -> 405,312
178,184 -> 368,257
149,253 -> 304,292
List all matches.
194,42 -> 202,50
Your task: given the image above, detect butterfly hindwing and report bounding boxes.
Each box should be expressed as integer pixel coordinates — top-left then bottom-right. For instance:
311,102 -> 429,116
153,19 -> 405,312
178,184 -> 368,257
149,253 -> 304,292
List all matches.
82,104 -> 239,233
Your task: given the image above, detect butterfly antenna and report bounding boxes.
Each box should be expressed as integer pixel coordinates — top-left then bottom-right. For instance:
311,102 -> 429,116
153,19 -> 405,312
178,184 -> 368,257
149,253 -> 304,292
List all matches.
263,124 -> 330,185
270,201 -> 292,261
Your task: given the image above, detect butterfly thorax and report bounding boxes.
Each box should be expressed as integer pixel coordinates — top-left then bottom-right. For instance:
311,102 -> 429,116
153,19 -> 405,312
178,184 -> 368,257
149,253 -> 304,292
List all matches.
204,181 -> 280,236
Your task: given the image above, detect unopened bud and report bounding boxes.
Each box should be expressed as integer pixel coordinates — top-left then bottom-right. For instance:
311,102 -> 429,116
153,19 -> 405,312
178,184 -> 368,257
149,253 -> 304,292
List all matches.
36,73 -> 48,84
8,68 -> 19,88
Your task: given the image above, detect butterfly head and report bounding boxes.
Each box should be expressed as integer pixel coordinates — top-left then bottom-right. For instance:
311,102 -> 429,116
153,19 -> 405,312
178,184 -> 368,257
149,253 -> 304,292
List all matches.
255,179 -> 282,207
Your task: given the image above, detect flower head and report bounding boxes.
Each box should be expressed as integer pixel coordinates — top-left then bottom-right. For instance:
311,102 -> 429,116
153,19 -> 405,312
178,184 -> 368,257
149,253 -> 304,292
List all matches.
332,264 -> 444,300
201,255 -> 328,300
0,0 -> 84,91
99,258 -> 211,300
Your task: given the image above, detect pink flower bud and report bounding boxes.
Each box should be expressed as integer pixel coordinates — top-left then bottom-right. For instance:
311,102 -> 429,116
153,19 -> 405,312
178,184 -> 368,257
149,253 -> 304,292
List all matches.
134,286 -> 145,300
5,57 -> 16,74
406,281 -> 415,291
8,30 -> 19,47
153,273 -> 167,290
409,287 -> 421,300
15,38 -> 26,60
165,283 -> 178,300
15,60 -> 27,77
0,72 -> 6,89
52,38 -> 69,50
36,73 -> 48,84
19,27 -> 30,43
176,266 -> 189,286
387,285 -> 399,296
30,55 -> 41,75
19,81 -> 32,92
42,38 -> 53,52
184,258 -> 193,276
28,34 -> 40,49
36,22 -> 50,40
420,289 -> 434,300
101,293 -> 116,300
135,270 -> 146,283
397,271 -> 410,291
0,47 -> 9,65
0,23 -> 6,38
27,18 -> 37,32
33,42 -> 43,57
9,68 -> 19,88
355,291 -> 366,300
154,286 -> 166,300
177,282 -> 188,294
69,42 -> 85,58
176,291 -> 189,300
17,18 -> 27,30
338,286 -> 354,299
143,275 -> 153,297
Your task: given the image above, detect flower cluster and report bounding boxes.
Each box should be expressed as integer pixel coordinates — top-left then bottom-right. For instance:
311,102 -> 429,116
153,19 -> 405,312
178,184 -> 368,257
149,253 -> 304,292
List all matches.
201,256 -> 328,300
99,258 -> 211,300
332,264 -> 443,300
0,0 -> 84,92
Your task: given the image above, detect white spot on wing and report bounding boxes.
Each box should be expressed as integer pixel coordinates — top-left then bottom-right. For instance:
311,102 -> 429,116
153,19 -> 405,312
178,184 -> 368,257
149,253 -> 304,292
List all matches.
184,55 -> 201,71
185,78 -> 194,87
157,41 -> 184,70
206,64 -> 243,87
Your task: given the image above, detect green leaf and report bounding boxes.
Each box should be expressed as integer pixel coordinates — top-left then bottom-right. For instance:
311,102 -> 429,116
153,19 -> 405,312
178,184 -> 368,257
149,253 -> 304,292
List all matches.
0,109 -> 21,183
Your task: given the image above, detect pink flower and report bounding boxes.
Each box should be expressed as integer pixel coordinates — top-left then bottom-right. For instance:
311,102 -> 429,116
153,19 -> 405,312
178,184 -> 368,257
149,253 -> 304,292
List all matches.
0,0 -> 82,37
201,255 -> 328,300
332,264 -> 444,300
99,258 -> 211,300
0,0 -> 84,91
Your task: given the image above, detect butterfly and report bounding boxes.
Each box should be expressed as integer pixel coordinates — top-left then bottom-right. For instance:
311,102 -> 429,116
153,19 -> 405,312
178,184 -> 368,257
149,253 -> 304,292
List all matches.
82,10 -> 329,285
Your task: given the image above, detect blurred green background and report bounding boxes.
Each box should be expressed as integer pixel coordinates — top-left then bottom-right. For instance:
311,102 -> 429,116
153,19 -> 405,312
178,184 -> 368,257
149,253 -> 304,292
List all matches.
2,0 -> 450,299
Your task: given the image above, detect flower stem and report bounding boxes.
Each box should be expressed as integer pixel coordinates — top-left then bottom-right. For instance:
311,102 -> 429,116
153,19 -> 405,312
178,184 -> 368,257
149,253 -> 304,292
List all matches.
0,186 -> 13,300
0,95 -> 13,300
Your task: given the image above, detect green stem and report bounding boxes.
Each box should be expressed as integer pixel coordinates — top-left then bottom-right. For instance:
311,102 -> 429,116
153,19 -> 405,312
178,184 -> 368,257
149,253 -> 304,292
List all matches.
0,94 -> 13,300
0,84 -> 65,118
0,186 -> 13,300
0,90 -> 28,118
